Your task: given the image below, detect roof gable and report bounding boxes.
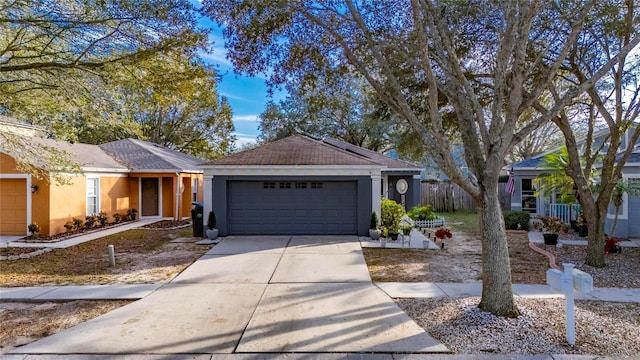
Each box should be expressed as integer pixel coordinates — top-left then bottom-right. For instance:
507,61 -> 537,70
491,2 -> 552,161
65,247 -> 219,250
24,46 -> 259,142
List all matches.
204,135 -> 379,166
99,139 -> 203,173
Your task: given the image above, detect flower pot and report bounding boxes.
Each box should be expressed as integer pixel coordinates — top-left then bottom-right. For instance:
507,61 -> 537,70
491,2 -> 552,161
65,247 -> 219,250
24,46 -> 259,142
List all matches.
206,228 -> 219,240
543,233 -> 558,245
369,229 -> 381,240
389,233 -> 398,240
577,225 -> 588,237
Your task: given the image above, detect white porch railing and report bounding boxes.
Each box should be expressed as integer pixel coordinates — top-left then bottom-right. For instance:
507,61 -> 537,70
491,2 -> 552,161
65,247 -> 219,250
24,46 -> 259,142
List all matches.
548,203 -> 581,224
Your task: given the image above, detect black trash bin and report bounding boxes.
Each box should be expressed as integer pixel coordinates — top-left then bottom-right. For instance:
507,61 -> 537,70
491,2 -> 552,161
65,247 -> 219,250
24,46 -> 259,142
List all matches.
191,201 -> 204,237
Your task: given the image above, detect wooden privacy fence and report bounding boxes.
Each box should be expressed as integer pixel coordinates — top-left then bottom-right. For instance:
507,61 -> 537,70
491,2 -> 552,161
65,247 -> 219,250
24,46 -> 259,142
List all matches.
420,181 -> 511,213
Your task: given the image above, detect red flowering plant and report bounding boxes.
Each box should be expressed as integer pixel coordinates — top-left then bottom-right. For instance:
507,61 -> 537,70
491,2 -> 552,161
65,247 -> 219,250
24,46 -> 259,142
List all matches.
435,227 -> 452,240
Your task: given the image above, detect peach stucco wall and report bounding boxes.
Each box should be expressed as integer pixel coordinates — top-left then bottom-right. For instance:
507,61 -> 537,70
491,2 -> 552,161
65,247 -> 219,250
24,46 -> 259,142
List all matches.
99,176 -> 130,218
0,153 -> 22,173
48,176 -> 86,236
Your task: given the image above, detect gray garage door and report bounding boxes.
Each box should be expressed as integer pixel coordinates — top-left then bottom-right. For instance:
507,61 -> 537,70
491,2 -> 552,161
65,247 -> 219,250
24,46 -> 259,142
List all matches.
228,181 -> 357,235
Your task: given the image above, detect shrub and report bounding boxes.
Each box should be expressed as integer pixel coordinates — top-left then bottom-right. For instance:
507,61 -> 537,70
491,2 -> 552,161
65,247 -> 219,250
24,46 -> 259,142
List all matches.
369,211 -> 379,229
85,215 -> 97,229
64,221 -> 75,232
72,217 -> 84,230
126,208 -> 138,221
97,212 -> 109,227
207,211 -> 217,229
28,223 -> 40,235
503,211 -> 530,231
113,213 -> 122,224
407,205 -> 438,221
381,199 -> 405,234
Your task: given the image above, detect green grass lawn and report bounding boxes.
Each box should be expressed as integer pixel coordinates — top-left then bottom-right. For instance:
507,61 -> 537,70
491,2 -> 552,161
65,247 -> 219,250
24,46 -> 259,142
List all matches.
438,212 -> 479,235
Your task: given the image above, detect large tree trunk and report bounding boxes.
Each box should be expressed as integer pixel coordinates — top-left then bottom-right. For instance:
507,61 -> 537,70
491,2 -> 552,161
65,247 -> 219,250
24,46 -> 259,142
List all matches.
477,182 -> 520,318
585,204 -> 607,267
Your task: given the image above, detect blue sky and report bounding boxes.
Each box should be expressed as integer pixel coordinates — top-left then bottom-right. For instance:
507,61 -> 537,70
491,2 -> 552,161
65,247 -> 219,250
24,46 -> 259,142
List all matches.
197,16 -> 281,147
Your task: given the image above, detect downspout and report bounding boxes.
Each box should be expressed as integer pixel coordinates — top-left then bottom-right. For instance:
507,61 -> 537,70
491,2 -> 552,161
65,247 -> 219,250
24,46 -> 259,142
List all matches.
175,173 -> 180,221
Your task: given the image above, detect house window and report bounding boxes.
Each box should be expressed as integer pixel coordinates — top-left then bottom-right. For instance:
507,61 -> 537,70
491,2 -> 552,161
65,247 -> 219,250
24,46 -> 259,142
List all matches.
295,182 -> 307,189
192,178 -> 198,201
279,182 -> 291,189
311,182 -> 323,189
263,182 -> 275,189
86,177 -> 99,215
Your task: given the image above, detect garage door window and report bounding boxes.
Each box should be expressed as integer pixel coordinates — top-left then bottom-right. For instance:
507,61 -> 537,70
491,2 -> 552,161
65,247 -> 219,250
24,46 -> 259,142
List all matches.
279,182 -> 291,189
311,182 -> 323,189
87,178 -> 99,215
263,182 -> 275,189
295,182 -> 307,189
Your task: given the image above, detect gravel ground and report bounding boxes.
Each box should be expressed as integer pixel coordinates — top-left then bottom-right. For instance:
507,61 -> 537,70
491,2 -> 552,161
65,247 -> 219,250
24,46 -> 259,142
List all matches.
397,297 -> 640,356
545,245 -> 640,288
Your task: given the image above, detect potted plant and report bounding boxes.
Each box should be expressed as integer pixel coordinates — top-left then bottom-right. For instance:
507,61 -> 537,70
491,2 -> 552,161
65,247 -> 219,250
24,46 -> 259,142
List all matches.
369,211 -> 381,240
576,213 -> 588,237
206,211 -> 219,240
540,216 -> 561,245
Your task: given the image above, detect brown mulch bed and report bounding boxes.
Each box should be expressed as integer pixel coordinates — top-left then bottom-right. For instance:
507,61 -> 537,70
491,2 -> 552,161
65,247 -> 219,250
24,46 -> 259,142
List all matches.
19,221 -> 136,243
142,219 -> 191,229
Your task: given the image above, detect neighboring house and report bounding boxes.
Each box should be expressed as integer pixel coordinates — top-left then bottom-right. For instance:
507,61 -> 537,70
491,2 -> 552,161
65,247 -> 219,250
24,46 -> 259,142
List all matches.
201,135 -> 421,236
509,127 -> 640,238
0,135 -> 203,237
99,139 -> 204,221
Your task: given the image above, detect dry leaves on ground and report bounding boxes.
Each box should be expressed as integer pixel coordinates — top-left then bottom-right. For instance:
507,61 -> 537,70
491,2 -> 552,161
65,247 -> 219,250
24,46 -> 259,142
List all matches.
0,229 -> 212,287
0,300 -> 130,354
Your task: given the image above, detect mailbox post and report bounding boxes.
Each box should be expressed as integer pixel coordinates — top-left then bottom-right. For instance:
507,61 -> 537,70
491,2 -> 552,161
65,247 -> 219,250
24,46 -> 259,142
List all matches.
546,263 -> 593,346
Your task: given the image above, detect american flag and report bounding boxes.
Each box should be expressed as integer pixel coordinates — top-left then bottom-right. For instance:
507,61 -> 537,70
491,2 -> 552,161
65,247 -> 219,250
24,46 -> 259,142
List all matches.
505,171 -> 515,195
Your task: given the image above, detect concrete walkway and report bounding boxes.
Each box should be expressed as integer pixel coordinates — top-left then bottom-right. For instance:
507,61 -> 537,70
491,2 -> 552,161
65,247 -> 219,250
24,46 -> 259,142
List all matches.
4,282 -> 639,303
6,235 -> 448,355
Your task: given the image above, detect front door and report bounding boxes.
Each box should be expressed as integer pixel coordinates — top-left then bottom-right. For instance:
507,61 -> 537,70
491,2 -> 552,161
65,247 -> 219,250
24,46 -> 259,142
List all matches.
141,178 -> 159,216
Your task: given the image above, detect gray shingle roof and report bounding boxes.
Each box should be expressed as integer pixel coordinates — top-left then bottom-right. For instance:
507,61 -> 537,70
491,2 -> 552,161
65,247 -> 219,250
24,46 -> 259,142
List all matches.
204,135 -> 379,166
322,137 -> 421,170
33,138 -> 128,171
99,139 -> 203,173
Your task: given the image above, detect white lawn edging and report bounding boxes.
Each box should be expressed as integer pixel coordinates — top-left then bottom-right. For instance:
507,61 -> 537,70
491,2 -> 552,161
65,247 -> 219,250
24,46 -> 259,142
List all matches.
414,217 -> 446,228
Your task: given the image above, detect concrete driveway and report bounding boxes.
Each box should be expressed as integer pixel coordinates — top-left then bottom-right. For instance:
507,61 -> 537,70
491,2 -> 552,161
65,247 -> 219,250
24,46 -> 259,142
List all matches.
11,235 -> 447,355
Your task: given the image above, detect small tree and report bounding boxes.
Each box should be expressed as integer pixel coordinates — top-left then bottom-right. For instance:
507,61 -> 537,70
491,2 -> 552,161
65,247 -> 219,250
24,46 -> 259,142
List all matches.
207,211 -> 217,229
369,211 -> 379,230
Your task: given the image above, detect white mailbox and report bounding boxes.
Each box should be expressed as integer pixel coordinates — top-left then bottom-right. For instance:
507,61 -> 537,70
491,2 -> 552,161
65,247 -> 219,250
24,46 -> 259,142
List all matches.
546,269 -> 571,291
546,263 -> 593,346
572,268 -> 593,293
546,267 -> 593,293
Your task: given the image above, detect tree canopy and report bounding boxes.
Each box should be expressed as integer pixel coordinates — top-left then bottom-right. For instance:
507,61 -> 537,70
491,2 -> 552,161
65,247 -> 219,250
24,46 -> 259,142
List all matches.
258,75 -> 391,151
1,0 -> 235,163
205,0 -> 639,317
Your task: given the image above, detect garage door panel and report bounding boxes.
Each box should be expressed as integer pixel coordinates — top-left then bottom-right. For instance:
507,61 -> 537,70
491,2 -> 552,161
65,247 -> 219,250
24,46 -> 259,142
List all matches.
228,181 -> 357,235
0,179 -> 27,236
